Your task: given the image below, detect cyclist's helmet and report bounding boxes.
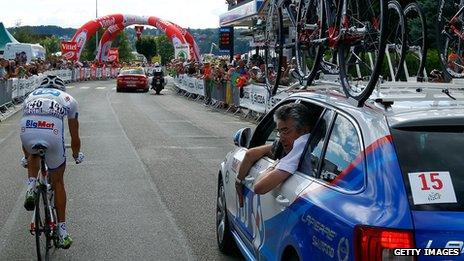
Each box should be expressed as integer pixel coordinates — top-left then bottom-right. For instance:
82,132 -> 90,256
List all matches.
39,75 -> 66,92
154,62 -> 160,67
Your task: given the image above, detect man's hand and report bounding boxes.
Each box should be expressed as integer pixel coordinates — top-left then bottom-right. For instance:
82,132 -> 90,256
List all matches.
73,152 -> 85,164
235,178 -> 245,207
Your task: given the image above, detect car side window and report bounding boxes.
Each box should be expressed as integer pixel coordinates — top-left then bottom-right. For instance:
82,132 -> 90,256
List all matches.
299,109 -> 334,177
320,114 -> 364,191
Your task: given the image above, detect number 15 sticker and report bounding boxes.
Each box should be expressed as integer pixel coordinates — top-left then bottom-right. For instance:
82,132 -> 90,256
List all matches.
408,171 -> 457,205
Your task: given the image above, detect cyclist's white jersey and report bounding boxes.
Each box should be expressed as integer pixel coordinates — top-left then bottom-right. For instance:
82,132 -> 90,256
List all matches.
20,88 -> 78,170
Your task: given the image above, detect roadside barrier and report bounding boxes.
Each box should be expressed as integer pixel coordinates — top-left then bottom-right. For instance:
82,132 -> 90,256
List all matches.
172,73 -> 291,116
0,67 -> 121,113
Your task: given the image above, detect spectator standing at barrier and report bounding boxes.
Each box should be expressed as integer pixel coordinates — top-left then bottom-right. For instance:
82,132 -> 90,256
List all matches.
256,64 -> 266,83
203,62 -> 213,106
249,66 -> 261,84
213,64 -> 227,108
0,59 -> 7,80
279,57 -> 291,86
5,61 -> 18,79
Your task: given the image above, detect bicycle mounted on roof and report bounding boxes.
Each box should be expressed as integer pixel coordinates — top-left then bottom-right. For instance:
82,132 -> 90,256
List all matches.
264,0 -> 388,104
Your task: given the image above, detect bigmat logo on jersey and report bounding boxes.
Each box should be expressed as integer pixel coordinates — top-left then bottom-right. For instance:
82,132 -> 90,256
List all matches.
25,120 -> 55,130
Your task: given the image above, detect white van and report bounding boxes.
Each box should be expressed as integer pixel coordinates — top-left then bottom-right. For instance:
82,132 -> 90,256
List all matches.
3,43 -> 46,64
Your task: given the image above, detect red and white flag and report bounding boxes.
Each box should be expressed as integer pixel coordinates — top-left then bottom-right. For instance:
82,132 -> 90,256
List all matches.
135,25 -> 144,40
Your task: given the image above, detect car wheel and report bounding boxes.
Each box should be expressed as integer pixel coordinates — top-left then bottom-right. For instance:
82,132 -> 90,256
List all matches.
216,176 -> 238,255
116,88 -> 121,93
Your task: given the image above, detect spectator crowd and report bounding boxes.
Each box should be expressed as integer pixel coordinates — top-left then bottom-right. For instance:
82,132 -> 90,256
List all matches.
167,53 -> 297,89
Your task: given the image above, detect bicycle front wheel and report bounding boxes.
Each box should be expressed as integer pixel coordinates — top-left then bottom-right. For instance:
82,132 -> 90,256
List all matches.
437,0 -> 464,79
264,3 -> 284,95
35,190 -> 51,261
338,0 -> 388,104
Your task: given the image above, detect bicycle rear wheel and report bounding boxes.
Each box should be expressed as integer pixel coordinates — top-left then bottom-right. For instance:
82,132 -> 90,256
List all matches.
35,189 -> 51,261
265,3 -> 284,95
338,0 -> 388,105
437,0 -> 464,79
404,2 -> 427,81
295,0 -> 325,86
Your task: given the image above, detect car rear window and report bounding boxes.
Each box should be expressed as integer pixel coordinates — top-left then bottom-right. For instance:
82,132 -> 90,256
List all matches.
120,69 -> 144,75
391,126 -> 464,211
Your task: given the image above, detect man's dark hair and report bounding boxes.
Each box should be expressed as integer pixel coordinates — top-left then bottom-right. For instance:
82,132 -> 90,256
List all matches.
274,103 -> 311,130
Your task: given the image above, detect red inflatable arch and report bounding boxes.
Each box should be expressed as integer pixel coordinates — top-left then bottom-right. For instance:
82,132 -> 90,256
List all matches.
72,14 -> 200,62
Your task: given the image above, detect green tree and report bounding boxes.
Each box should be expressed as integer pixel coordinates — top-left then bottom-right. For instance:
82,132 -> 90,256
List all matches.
155,35 -> 174,65
12,27 -> 36,43
113,30 -> 134,62
135,36 -> 157,61
40,36 -> 60,58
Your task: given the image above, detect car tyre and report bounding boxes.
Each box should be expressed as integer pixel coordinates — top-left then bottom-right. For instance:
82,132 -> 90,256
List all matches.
216,176 -> 238,255
116,88 -> 121,93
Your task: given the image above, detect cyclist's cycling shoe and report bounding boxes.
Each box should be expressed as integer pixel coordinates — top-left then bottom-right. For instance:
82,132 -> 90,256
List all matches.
20,156 -> 28,168
58,234 -> 73,249
24,188 -> 37,211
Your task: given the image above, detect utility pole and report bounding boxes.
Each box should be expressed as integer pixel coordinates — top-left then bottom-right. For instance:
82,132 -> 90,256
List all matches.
95,0 -> 98,54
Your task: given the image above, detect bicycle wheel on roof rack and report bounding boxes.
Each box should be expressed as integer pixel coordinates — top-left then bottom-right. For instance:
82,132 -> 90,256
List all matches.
437,0 -> 464,79
264,3 -> 284,96
295,0 -> 325,86
338,0 -> 387,105
386,0 -> 406,81
403,2 -> 427,82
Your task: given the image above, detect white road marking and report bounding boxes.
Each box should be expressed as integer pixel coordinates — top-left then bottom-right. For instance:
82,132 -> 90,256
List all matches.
81,86 -> 90,89
112,87 -> 116,90
67,86 -> 75,89
96,87 -> 106,90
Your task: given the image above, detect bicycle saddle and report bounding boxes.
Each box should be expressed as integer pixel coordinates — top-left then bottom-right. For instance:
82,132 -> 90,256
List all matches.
32,143 -> 48,156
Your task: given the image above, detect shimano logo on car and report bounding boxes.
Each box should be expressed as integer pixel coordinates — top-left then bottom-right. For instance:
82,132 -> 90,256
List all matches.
25,120 -> 55,130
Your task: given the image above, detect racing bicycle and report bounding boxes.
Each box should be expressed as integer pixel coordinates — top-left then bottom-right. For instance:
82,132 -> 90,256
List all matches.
265,0 -> 388,105
29,143 -> 58,261
437,0 -> 464,79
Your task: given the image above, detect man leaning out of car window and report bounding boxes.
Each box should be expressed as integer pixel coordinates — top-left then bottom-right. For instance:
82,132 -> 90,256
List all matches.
235,103 -> 311,206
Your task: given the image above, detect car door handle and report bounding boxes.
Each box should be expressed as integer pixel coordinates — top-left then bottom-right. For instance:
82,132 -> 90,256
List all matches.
245,176 -> 255,183
275,195 -> 290,207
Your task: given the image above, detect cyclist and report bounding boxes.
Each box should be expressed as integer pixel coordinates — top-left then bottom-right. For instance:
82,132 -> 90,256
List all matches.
19,75 -> 84,249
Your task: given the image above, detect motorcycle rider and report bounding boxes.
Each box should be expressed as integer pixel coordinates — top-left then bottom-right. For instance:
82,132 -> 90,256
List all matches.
151,62 -> 165,94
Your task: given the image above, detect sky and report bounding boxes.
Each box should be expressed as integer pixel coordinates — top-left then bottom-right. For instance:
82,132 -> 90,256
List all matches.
0,0 -> 228,29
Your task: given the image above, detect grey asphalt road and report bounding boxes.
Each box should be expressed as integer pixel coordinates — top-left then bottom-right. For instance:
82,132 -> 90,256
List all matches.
0,79 -> 254,260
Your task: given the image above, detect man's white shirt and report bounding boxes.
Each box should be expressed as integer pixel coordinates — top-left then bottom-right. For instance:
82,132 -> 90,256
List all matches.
275,133 -> 310,174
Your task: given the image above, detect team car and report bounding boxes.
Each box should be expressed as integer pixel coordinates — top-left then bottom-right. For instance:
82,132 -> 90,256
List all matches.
216,85 -> 464,260
116,67 -> 149,92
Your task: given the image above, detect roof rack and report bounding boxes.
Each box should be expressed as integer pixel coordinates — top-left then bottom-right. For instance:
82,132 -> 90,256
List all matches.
371,81 -> 464,102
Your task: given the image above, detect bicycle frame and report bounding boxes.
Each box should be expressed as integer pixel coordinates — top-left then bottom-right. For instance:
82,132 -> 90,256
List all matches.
447,3 -> 464,41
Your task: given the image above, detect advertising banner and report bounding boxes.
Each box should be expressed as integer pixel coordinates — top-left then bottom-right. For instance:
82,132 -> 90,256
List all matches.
174,44 -> 190,60
60,41 -> 78,61
108,48 -> 119,63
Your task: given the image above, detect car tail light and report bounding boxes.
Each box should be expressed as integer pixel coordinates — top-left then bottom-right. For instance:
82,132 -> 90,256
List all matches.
354,225 -> 415,260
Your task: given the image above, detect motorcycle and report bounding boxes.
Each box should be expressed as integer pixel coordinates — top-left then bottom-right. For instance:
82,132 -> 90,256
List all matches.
151,74 -> 165,95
